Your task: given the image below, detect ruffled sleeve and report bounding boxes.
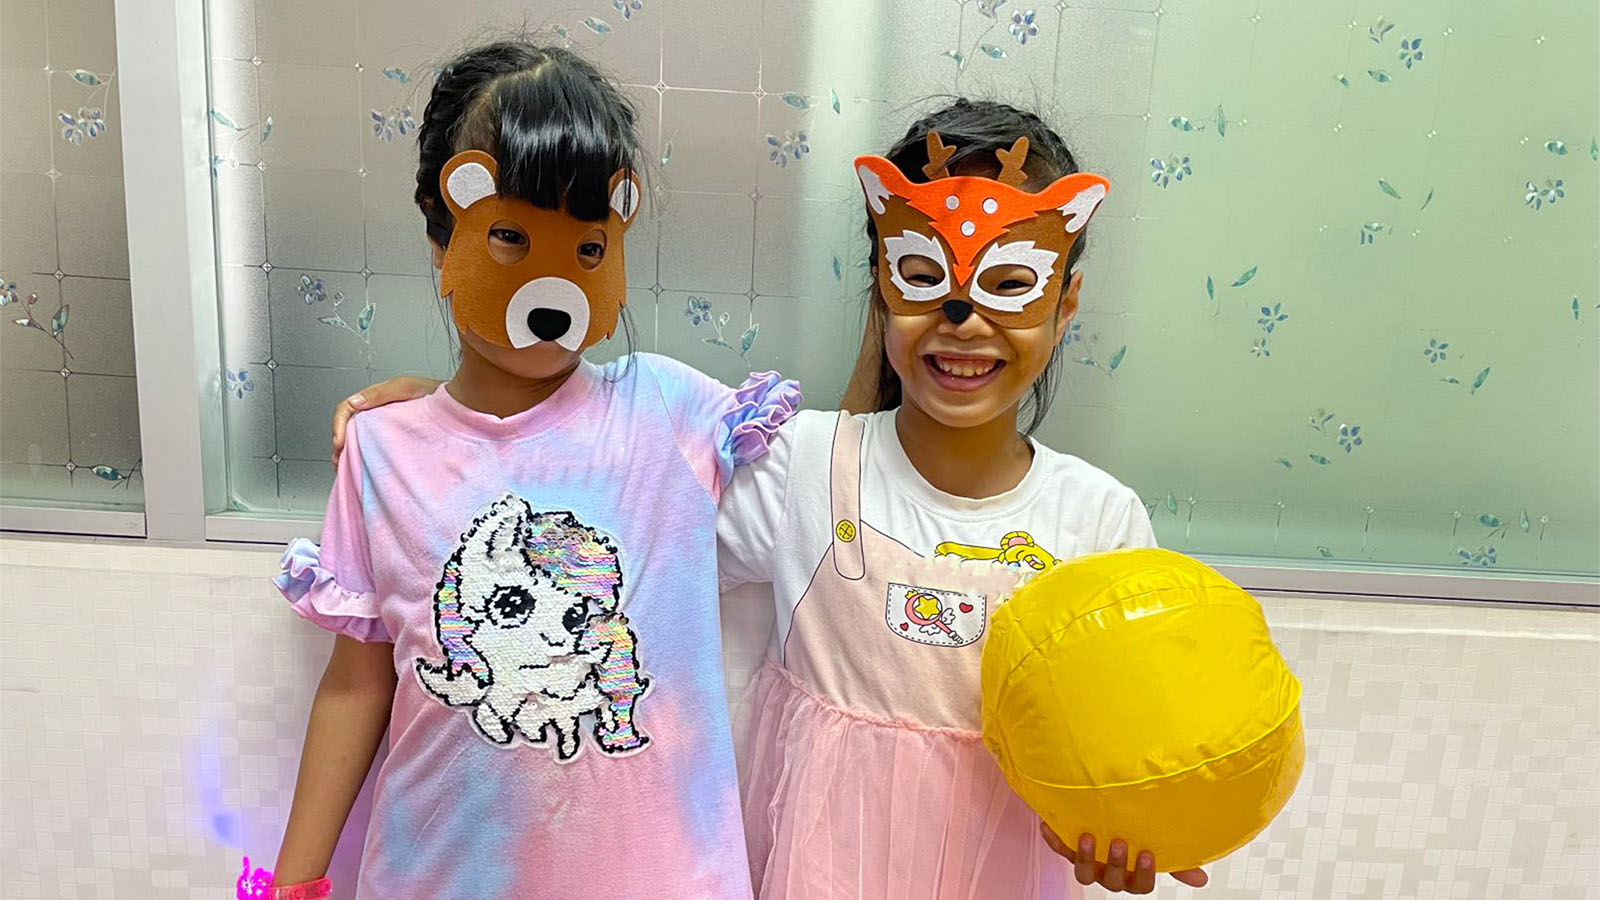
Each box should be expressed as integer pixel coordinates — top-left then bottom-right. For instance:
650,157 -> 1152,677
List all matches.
714,370 -> 801,484
274,538 -> 389,643
272,416 -> 391,643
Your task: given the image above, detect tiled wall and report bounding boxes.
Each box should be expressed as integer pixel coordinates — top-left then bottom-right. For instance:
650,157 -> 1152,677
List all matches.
1,538 -> 1595,899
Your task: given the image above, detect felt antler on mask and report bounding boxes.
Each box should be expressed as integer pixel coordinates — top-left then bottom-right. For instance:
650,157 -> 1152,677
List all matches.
995,137 -> 1030,188
923,131 -> 958,181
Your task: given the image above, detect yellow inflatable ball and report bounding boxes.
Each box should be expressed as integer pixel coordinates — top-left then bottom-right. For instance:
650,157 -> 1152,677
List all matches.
981,547 -> 1304,873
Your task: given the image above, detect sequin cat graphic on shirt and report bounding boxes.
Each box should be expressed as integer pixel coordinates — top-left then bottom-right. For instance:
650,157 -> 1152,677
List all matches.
414,494 -> 650,762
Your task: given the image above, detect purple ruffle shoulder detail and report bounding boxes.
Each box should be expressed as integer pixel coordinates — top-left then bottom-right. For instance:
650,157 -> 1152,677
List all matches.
717,371 -> 801,477
273,538 -> 389,643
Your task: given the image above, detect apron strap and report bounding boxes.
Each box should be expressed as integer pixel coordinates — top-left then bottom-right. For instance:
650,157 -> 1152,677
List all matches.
828,411 -> 867,581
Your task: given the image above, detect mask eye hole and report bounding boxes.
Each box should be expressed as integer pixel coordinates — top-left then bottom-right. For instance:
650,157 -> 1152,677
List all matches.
896,254 -> 946,288
968,240 -> 1059,312
576,228 -> 607,271
976,264 -> 1038,297
487,220 -> 530,265
883,230 -> 952,302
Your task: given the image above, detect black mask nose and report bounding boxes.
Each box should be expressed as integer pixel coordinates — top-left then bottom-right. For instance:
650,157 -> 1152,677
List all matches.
942,300 -> 974,325
527,308 -> 572,342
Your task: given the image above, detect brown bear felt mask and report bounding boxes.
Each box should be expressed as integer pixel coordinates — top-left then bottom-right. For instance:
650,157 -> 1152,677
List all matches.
438,149 -> 642,351
855,133 -> 1109,330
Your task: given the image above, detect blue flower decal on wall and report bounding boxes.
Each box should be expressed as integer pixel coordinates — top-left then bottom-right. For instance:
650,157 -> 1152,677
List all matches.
1257,303 -> 1288,334
1398,37 -> 1423,69
1338,424 -> 1363,453
1524,179 -> 1564,210
1009,10 -> 1037,44
225,368 -> 255,400
1150,155 -> 1192,188
766,131 -> 810,167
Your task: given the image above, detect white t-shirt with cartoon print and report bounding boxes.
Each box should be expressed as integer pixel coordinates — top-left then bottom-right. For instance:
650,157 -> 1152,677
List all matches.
717,408 -> 1156,661
715,408 -> 1157,899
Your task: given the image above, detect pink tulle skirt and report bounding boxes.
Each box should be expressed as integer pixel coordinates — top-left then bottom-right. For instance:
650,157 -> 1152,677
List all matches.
741,664 -> 1081,900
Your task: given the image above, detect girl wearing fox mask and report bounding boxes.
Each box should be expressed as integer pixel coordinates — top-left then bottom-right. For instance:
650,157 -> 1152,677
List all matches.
331,100 -> 1208,897
267,42 -> 797,900
716,100 -> 1211,900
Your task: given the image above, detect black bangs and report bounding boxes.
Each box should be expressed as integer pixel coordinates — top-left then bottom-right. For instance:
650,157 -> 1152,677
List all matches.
487,60 -> 639,222
416,42 -> 642,246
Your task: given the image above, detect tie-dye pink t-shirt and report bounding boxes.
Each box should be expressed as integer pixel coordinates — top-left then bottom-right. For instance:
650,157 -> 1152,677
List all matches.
275,354 -> 798,900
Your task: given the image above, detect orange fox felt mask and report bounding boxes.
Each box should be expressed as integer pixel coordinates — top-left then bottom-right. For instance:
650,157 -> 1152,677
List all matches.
438,149 -> 642,351
855,133 -> 1109,329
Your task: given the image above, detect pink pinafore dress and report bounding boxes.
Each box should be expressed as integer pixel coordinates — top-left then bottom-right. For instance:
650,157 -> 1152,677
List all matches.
741,413 -> 1079,900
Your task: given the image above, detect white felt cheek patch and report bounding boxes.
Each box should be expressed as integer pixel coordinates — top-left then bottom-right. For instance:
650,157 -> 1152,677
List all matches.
968,240 -> 1060,312
883,230 -> 952,303
504,277 -> 592,352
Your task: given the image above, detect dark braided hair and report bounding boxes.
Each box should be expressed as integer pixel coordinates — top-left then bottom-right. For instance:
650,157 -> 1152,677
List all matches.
864,99 -> 1087,435
414,41 -> 642,248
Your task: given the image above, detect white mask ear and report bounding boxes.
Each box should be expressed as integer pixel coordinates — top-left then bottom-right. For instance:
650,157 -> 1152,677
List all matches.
440,150 -> 500,215
608,170 -> 643,225
1057,183 -> 1107,234
857,164 -> 891,215
853,155 -> 912,216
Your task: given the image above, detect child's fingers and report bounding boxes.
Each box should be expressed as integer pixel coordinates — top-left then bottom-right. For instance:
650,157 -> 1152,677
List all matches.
1102,840 -> 1128,891
1074,835 -> 1098,885
330,394 -> 363,466
329,378 -> 440,466
1039,823 -> 1073,860
1170,866 -> 1210,887
1131,852 -> 1157,894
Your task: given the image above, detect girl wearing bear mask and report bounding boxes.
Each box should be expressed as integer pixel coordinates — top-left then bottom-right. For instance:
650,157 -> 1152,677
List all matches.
266,42 -> 796,900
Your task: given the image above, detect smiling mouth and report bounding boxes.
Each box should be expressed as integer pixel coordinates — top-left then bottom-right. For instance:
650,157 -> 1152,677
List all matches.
924,354 -> 1005,391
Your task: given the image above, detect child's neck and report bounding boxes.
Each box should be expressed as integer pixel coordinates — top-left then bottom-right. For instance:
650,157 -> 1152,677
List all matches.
893,401 -> 1033,500
445,340 -> 581,419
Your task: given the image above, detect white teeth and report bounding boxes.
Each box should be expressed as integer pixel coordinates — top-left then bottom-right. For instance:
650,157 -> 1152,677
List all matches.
932,356 -> 997,378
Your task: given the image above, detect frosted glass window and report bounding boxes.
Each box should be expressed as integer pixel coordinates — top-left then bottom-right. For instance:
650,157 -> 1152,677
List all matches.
0,0 -> 143,510
205,0 -> 1598,575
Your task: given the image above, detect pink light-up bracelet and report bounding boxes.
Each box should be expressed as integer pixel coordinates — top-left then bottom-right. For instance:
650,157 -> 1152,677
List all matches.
269,878 -> 332,900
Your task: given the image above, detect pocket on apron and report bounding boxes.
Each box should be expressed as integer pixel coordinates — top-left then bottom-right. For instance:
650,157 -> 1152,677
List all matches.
885,582 -> 987,648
